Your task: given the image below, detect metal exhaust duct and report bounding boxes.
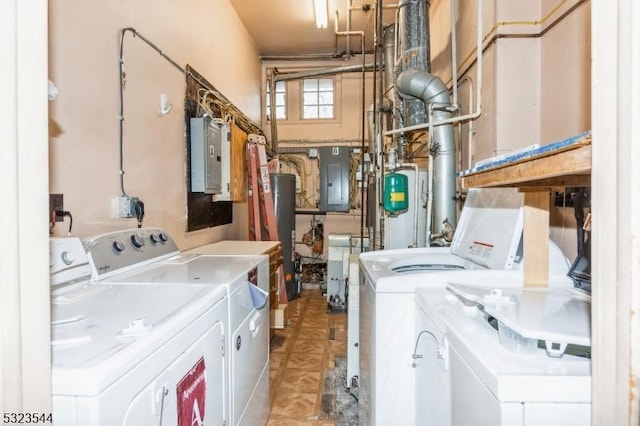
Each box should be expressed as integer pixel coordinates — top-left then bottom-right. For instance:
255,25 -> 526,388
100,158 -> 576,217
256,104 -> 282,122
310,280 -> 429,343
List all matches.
399,0 -> 431,128
383,24 -> 402,150
396,69 -> 457,236
383,24 -> 396,94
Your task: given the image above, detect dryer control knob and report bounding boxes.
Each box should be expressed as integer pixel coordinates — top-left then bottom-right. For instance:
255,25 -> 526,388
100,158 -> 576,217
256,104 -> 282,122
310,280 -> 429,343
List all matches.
158,232 -> 168,242
130,234 -> 145,249
61,251 -> 75,265
113,240 -> 126,252
150,233 -> 161,244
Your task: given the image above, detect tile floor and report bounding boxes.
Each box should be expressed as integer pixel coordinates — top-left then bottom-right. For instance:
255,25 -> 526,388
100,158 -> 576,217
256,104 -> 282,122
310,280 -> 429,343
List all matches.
267,289 -> 348,426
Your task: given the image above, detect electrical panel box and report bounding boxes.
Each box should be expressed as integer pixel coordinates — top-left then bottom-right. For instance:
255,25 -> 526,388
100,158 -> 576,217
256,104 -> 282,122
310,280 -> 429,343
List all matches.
190,117 -> 228,194
319,146 -> 350,212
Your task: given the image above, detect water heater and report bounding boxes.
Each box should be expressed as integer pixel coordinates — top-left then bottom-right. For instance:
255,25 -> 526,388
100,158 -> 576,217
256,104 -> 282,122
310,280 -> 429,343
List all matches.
271,173 -> 297,301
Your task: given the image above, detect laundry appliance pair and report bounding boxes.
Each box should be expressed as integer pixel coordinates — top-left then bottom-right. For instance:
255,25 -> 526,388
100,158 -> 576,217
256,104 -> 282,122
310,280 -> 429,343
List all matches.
50,228 -> 270,426
357,188 -> 577,425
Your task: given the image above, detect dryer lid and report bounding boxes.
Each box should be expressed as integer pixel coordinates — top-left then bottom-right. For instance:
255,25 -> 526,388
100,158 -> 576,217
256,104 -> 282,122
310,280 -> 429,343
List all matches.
51,283 -> 226,396
450,188 -> 524,270
102,254 -> 265,287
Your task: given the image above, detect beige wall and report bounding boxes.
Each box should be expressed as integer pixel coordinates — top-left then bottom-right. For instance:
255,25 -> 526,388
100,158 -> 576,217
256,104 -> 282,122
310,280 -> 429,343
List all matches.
432,0 -> 590,166
540,0 -> 591,142
430,0 -> 591,259
48,0 -> 261,249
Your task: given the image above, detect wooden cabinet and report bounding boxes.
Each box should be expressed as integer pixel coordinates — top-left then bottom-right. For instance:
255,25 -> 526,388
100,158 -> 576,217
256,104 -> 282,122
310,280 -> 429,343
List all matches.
459,132 -> 591,287
230,124 -> 247,202
265,244 -> 283,339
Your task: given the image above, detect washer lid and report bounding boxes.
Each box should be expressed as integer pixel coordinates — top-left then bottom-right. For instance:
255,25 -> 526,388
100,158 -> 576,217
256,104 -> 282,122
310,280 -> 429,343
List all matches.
450,188 -> 524,270
51,283 -> 226,396
448,283 -> 591,356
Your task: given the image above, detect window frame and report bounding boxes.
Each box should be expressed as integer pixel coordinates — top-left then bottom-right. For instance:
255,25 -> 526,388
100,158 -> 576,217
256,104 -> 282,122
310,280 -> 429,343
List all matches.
300,77 -> 335,121
265,79 -> 287,121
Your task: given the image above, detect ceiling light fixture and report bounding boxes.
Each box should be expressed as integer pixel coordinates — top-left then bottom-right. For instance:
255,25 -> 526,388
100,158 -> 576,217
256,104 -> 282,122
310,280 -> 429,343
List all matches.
313,0 -> 328,29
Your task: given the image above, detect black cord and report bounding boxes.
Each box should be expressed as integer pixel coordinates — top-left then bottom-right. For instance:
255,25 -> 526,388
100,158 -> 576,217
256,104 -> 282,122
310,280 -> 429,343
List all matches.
134,200 -> 145,228
55,210 -> 73,235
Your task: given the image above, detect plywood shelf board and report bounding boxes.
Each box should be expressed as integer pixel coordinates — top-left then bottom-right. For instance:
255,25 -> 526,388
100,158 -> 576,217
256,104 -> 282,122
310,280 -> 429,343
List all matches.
459,132 -> 591,189
456,131 -> 592,288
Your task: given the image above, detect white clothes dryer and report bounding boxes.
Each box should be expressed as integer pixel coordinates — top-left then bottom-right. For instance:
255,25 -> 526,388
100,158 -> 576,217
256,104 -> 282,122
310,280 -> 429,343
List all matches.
84,228 -> 270,426
415,284 -> 591,426
358,188 -> 573,426
50,237 -> 228,426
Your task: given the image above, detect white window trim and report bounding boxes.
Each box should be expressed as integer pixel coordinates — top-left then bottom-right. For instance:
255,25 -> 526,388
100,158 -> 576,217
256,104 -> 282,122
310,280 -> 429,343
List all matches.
265,80 -> 287,121
301,77 -> 335,120
295,76 -> 342,124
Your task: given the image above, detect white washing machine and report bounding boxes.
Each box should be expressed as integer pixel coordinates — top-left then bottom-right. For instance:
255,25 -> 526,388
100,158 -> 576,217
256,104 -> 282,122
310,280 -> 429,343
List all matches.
84,229 -> 271,426
415,284 -> 591,426
50,237 -> 229,426
358,188 -> 573,426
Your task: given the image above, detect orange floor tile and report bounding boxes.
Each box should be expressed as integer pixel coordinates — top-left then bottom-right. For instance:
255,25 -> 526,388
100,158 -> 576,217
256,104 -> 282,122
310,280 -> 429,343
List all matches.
267,289 -> 348,426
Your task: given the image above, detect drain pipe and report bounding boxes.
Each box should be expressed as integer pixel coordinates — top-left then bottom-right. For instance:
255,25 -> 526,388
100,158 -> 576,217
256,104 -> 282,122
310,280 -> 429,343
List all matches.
396,69 -> 456,235
268,71 -> 279,153
397,162 -> 420,247
346,0 -> 352,59
450,0 -> 458,106
334,9 -> 368,250
425,153 -> 434,245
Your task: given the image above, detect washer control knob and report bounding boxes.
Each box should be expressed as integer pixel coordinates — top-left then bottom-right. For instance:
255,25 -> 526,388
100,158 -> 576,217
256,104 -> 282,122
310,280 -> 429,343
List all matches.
113,240 -> 126,252
61,251 -> 75,265
130,234 -> 145,249
158,232 -> 168,242
150,233 -> 161,244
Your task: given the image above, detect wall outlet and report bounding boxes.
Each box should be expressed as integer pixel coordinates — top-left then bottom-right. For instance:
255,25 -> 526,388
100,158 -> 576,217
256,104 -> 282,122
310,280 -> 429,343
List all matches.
49,193 -> 64,222
118,196 -> 139,218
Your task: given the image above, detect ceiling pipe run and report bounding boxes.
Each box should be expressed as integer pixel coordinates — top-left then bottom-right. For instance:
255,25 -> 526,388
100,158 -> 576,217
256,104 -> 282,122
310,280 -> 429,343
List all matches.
273,63 -> 375,82
396,69 -> 457,237
269,61 -> 374,154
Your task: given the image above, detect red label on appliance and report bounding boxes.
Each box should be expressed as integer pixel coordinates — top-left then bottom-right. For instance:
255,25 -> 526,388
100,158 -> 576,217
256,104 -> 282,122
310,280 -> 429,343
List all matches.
176,357 -> 206,426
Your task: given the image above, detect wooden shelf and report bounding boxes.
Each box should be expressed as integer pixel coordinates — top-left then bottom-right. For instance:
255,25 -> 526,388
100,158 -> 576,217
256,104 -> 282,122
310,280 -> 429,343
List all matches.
457,132 -> 591,287
460,133 -> 591,190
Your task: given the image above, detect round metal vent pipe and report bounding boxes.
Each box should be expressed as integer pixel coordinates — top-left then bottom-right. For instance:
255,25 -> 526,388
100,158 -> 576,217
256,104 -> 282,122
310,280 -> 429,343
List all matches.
396,69 -> 457,234
399,0 -> 431,128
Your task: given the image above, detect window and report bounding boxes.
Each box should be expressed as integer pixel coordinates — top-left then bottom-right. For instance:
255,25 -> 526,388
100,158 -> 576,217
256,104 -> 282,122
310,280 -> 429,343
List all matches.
266,80 -> 286,120
302,78 -> 334,119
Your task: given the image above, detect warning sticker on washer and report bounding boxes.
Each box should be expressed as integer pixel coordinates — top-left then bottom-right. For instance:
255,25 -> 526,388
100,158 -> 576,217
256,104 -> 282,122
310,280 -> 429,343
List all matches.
469,241 -> 494,258
177,357 -> 206,426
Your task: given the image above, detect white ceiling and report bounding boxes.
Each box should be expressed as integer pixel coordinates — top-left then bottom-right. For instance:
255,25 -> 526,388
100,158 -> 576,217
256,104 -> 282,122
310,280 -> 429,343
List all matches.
228,0 -> 397,58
